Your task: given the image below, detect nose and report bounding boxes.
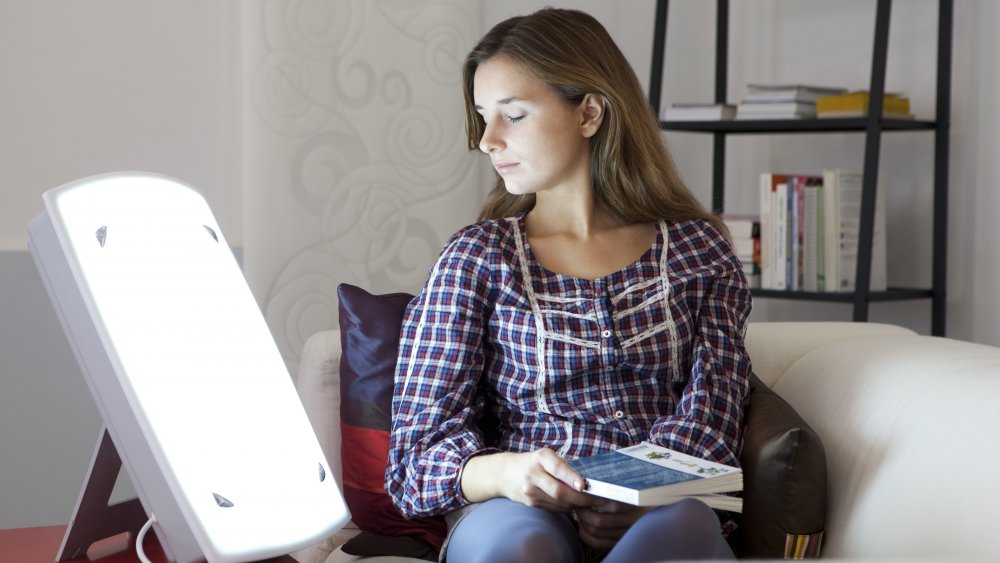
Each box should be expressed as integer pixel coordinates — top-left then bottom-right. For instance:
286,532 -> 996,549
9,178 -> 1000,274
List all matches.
478,121 -> 503,154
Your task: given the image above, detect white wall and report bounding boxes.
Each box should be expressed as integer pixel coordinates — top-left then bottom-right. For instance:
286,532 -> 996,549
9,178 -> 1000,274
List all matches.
1,0 -> 996,530
0,1 -> 242,250
241,1 -> 484,377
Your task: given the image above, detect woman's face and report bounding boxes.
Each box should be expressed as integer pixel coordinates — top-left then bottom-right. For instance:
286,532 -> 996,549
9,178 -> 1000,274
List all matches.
473,55 -> 595,197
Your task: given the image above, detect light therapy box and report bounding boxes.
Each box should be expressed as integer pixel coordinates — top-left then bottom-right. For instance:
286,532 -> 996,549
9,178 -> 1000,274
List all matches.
28,172 -> 349,562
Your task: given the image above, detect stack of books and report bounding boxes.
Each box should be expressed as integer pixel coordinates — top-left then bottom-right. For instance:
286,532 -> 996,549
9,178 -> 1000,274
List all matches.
722,215 -> 761,289
661,102 -> 736,121
736,84 -> 847,120
758,170 -> 886,292
815,91 -> 913,119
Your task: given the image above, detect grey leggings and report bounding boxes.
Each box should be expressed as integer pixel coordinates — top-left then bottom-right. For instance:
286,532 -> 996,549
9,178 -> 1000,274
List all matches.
445,497 -> 736,562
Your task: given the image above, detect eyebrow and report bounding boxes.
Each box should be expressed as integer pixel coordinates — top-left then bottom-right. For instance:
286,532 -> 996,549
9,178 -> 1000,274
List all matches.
474,97 -> 521,112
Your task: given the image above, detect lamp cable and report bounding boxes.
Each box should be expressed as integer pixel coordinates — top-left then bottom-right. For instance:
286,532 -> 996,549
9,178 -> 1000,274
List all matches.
136,514 -> 157,563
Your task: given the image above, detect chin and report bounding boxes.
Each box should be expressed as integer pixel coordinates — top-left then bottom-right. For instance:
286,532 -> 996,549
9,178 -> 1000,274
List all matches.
502,182 -> 536,197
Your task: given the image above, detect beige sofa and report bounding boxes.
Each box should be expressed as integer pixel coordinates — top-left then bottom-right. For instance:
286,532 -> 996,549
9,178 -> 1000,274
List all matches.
292,322 -> 1000,562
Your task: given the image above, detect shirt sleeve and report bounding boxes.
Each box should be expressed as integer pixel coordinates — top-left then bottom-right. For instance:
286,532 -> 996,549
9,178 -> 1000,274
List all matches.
649,228 -> 752,467
385,228 -> 498,518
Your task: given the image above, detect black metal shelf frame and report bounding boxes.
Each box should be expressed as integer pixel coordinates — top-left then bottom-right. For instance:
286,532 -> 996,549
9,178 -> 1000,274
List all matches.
647,0 -> 952,336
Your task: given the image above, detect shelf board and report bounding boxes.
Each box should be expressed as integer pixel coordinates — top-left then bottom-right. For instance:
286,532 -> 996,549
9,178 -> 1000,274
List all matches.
661,117 -> 936,134
752,287 -> 934,302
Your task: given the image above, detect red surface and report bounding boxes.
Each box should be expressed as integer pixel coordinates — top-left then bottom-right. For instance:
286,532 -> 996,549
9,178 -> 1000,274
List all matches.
0,525 -> 296,563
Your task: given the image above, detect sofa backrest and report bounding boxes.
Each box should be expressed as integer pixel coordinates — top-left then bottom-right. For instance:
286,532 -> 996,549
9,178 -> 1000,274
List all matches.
745,322 -> 916,387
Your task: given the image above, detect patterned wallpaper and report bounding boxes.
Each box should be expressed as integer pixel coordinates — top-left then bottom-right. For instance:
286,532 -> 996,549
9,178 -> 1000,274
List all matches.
242,0 -> 485,374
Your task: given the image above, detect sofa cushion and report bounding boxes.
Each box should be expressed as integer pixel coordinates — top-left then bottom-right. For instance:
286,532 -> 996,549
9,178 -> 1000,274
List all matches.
337,283 -> 446,555
731,373 -> 827,559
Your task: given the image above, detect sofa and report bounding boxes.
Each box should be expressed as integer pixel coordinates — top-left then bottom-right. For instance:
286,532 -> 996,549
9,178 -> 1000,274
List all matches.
292,320 -> 1000,562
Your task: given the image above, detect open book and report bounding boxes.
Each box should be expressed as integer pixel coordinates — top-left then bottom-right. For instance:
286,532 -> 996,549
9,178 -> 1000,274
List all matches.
568,442 -> 743,512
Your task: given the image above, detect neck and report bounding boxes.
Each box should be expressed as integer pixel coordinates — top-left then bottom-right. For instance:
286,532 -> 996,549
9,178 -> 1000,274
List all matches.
528,190 -> 623,240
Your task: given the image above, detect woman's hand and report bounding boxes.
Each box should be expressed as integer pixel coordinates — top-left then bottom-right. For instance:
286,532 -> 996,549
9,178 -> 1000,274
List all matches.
461,449 -> 594,512
574,499 -> 651,551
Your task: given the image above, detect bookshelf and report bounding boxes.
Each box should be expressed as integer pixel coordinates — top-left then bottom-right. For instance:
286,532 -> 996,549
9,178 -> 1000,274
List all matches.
648,0 -> 952,336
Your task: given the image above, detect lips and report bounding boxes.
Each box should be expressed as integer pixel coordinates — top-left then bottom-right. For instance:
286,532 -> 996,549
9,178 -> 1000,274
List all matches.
493,161 -> 518,175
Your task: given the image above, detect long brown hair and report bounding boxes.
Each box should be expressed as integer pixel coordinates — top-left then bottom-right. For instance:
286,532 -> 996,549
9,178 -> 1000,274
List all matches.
463,8 -> 724,234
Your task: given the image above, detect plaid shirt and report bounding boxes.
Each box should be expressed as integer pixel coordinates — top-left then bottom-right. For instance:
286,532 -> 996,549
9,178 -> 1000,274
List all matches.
386,214 -> 752,518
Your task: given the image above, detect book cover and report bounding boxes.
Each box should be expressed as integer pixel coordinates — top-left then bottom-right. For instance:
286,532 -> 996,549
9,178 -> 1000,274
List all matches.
822,169 -> 887,293
815,91 -> 910,115
744,84 -> 847,103
662,103 -> 736,121
817,109 -> 914,120
568,442 -> 743,512
759,173 -> 789,290
736,101 -> 816,117
721,215 -> 760,240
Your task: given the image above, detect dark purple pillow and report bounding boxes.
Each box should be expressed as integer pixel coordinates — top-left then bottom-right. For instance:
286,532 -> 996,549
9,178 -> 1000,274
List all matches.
336,283 -> 446,554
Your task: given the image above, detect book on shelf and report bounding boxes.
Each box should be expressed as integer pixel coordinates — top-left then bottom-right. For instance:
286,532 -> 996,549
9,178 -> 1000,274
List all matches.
815,90 -> 910,118
568,442 -> 743,512
744,83 -> 848,103
822,169 -> 887,293
759,173 -> 826,291
661,103 -> 736,121
722,215 -> 761,289
817,109 -> 914,120
759,173 -> 788,290
738,101 -> 816,115
736,84 -> 848,120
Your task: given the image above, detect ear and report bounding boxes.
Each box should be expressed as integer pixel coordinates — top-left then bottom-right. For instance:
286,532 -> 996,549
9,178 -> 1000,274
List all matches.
579,93 -> 605,138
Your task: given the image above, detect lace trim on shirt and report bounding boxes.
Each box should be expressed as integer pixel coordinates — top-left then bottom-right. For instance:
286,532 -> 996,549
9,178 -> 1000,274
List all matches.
509,217 -> 552,415
659,224 -> 681,380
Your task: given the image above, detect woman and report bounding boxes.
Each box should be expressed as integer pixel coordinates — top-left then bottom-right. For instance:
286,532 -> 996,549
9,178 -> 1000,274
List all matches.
385,8 -> 751,562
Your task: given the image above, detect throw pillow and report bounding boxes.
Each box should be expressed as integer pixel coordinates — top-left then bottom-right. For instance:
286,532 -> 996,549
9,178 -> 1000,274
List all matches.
337,283 -> 447,555
730,373 -> 827,559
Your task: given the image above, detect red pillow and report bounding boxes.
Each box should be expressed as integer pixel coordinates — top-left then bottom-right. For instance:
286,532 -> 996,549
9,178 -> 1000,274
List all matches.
337,284 -> 446,552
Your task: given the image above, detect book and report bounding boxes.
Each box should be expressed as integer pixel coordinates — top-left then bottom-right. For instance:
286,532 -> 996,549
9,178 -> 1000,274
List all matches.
721,215 -> 760,240
568,442 -> 743,512
722,215 -> 761,289
736,100 -> 816,120
661,103 -> 736,121
817,109 -> 914,120
815,91 -> 910,116
737,101 -> 816,115
743,83 -> 847,103
759,173 -> 789,290
803,181 -> 825,292
822,169 -> 887,292
759,174 -> 828,290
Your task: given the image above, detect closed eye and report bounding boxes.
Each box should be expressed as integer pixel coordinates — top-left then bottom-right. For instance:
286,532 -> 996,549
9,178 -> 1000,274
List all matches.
508,115 -> 525,123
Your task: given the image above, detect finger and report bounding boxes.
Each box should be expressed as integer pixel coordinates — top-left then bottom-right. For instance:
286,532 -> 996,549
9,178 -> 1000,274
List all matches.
532,451 -> 596,507
536,449 -> 587,491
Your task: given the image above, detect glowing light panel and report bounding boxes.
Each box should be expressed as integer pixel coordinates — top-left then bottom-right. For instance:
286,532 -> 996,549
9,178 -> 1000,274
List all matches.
29,172 -> 349,562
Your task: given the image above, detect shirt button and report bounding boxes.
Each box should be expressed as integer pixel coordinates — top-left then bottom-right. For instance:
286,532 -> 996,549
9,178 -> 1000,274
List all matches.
614,410 -> 625,419
601,329 -> 611,338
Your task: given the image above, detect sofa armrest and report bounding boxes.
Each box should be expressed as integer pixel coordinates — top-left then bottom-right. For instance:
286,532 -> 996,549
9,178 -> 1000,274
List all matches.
297,329 -> 345,488
294,329 -> 362,563
745,322 -> 916,387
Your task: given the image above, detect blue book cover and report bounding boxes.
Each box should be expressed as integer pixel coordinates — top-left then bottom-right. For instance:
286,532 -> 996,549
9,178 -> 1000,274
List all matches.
568,442 -> 742,511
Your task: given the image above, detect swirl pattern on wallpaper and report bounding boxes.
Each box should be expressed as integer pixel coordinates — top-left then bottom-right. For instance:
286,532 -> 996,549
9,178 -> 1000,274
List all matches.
245,0 -> 482,374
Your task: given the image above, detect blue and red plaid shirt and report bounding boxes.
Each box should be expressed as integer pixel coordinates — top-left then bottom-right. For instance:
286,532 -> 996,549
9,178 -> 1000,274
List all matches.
386,213 -> 752,518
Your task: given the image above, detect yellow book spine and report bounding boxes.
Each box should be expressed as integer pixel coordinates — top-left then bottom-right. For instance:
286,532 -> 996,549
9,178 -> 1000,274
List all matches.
816,92 -> 909,114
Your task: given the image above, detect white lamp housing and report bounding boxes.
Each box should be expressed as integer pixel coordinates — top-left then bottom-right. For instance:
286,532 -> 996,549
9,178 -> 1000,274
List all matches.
28,172 -> 350,562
